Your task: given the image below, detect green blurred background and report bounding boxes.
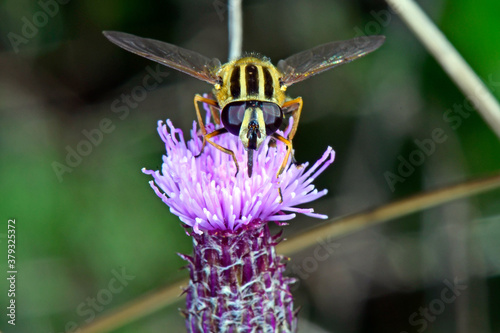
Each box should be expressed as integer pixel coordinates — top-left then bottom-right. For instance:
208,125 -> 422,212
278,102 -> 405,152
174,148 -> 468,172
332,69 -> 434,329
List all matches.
1,0 -> 500,332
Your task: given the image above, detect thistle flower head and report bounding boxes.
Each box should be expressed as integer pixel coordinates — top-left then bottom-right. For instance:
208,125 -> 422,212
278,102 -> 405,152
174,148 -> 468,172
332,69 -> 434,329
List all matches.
143,101 -> 335,235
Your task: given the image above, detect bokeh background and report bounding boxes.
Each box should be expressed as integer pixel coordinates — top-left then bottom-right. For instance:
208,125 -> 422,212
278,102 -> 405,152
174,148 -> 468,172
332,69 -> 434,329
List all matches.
1,0 -> 500,332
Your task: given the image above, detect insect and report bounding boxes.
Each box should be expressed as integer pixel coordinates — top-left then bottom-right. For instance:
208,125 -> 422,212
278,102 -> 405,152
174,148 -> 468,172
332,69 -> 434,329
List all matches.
103,31 -> 385,178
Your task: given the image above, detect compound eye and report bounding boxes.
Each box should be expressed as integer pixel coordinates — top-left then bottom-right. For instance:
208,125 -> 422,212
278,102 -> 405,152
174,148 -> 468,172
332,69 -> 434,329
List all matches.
262,103 -> 282,134
221,102 -> 246,135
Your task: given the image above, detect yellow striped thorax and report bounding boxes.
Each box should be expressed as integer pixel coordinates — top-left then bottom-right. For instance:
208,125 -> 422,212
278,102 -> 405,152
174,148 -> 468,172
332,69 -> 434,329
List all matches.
213,57 -> 287,110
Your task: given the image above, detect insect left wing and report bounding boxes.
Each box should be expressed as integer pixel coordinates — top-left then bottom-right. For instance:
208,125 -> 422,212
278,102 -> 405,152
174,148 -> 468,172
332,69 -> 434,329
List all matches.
103,31 -> 221,85
277,35 -> 385,87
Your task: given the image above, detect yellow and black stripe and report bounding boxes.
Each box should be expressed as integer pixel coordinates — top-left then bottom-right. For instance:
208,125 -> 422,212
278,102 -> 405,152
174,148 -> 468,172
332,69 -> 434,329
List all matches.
215,57 -> 286,109
228,64 -> 276,100
230,66 -> 241,98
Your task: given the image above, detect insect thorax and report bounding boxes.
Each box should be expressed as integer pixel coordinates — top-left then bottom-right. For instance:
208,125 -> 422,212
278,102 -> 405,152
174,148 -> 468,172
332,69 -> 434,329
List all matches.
214,57 -> 286,109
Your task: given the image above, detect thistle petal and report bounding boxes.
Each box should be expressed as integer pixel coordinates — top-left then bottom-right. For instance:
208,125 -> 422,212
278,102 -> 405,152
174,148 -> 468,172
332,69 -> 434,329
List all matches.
143,103 -> 335,235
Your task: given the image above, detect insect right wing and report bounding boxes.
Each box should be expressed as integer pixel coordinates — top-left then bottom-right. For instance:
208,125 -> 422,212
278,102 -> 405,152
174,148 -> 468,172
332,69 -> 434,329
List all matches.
103,31 -> 221,85
277,35 -> 385,87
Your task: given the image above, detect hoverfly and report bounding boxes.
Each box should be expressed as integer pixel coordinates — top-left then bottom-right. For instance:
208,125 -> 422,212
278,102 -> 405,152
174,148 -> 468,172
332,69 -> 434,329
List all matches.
103,31 -> 385,178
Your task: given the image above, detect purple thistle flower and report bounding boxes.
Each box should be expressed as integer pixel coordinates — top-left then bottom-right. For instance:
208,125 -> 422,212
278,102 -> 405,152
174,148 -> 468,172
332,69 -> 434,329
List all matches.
143,103 -> 334,235
143,101 -> 335,332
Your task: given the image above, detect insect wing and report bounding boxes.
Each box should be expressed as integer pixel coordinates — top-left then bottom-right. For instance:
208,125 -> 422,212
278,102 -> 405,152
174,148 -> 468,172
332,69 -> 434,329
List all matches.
277,35 -> 385,87
103,31 -> 221,85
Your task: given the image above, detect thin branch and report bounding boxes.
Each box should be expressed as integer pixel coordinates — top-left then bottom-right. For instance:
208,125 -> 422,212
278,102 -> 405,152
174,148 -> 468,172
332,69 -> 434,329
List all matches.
228,0 -> 242,60
278,172 -> 500,255
79,172 -> 500,332
385,0 -> 500,139
79,280 -> 186,333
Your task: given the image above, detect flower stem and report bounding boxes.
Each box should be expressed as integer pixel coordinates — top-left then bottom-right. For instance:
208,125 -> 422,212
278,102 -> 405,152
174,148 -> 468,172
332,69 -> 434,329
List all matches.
181,225 -> 297,332
228,0 -> 242,60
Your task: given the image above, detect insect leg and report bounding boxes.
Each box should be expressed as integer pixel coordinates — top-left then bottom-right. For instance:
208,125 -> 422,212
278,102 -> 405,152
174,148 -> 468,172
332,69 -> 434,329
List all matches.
204,128 -> 240,176
272,133 -> 293,179
282,97 -> 303,141
281,97 -> 303,164
271,133 -> 293,203
209,104 -> 221,125
194,94 -> 220,156
194,94 -> 219,135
